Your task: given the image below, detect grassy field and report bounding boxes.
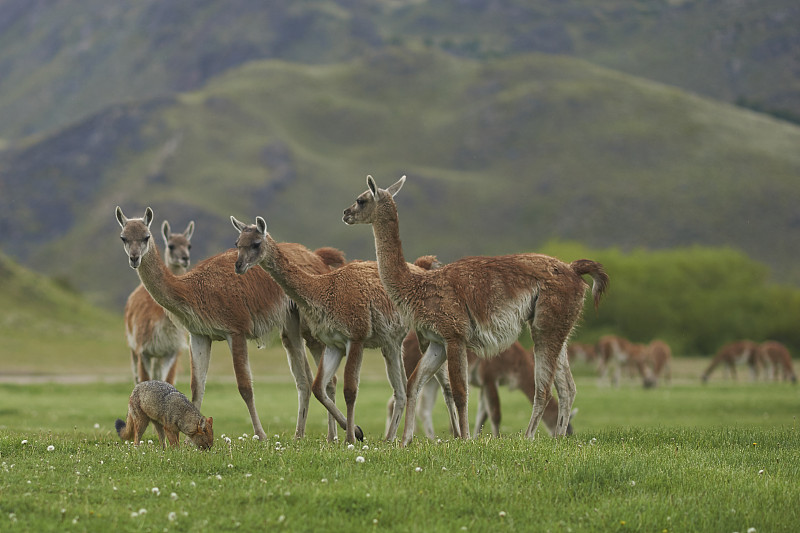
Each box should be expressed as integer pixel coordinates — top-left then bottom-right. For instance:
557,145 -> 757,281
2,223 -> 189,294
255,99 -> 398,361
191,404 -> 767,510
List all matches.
1,349 -> 799,532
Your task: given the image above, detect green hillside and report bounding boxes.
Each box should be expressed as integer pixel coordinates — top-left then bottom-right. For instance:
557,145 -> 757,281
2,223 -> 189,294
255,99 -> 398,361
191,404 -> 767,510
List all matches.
0,0 -> 797,141
0,251 -> 122,375
1,48 -> 799,310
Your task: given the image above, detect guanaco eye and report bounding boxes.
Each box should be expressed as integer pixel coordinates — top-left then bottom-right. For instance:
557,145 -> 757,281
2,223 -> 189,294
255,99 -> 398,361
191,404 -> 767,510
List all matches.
187,244 -> 192,250
356,198 -> 366,206
120,236 -> 127,243
168,244 -> 175,250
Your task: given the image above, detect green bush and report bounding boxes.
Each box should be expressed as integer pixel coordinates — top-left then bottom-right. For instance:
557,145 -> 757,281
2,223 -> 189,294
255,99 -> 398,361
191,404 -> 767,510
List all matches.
539,241 -> 800,355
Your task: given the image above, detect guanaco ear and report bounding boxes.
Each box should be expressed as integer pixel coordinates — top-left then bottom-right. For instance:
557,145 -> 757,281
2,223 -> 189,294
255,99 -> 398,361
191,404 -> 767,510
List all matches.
230,216 -> 248,234
366,175 -> 378,199
161,220 -> 171,244
143,207 -> 154,228
255,216 -> 267,237
115,206 -> 127,228
386,175 -> 406,197
184,221 -> 195,241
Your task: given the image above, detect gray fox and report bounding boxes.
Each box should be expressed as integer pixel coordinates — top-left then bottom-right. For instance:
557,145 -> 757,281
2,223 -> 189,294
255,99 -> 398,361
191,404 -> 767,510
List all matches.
115,380 -> 213,449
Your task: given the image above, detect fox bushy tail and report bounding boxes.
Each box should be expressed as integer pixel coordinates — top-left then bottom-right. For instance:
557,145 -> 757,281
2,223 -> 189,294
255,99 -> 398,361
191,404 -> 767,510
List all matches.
115,413 -> 135,441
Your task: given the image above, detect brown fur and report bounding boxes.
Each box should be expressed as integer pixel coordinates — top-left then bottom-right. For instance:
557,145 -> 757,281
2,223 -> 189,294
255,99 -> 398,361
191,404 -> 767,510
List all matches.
343,175 -> 608,445
115,380 -> 213,449
567,342 -> 597,365
116,207 -> 339,441
596,335 -> 655,387
232,216 -> 446,443
643,339 -> 672,386
701,340 -> 762,383
123,220 -> 194,385
393,332 -> 571,439
758,341 -> 796,383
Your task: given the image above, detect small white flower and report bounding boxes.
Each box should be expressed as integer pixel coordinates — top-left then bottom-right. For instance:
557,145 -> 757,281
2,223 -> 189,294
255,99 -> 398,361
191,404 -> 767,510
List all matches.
190,481 -> 196,488
415,467 -> 422,472
215,475 -> 222,481
442,467 -> 447,471
758,469 -> 765,475
170,492 -> 178,501
629,480 -> 636,487
347,444 -> 355,450
228,464 -> 234,468
252,434 -> 260,440
130,512 -> 138,518
21,440 -> 27,445
168,511 -> 177,522
499,511 -> 507,518
356,456 -> 365,463
362,445 -> 369,450
94,423 -> 100,429
224,436 -> 232,444
747,528 -> 757,533
321,478 -> 328,483
373,519 -> 378,525
138,508 -> 147,515
147,439 -> 153,445
151,487 -> 160,496
47,445 -> 55,452
278,515 -> 286,523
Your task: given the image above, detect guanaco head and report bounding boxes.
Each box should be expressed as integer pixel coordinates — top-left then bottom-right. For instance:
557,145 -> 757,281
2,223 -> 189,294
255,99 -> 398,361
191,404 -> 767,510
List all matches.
162,220 -> 195,272
342,174 -> 406,225
116,206 -> 154,269
231,215 -> 271,275
192,416 -> 214,450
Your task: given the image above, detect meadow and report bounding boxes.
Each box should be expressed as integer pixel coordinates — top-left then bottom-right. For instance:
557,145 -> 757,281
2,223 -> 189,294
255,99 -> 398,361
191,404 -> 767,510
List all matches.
1,348 -> 799,532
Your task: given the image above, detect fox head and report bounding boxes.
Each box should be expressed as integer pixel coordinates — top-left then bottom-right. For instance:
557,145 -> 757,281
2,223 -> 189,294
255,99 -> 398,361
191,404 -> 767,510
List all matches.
192,417 -> 214,450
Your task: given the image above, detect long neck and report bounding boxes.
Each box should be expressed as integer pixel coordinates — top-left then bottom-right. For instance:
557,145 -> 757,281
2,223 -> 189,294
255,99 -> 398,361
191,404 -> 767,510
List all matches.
259,235 -> 316,313
136,240 -> 184,313
372,199 -> 413,299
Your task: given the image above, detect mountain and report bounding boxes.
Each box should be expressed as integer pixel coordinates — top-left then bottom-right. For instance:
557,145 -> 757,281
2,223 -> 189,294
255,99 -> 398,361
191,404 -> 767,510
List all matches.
0,0 -> 797,141
2,47 -> 799,310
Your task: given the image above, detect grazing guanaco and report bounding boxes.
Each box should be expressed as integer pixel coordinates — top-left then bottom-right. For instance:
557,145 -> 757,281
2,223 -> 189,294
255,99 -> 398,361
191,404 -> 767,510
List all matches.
343,175 -> 608,445
758,341 -> 796,384
701,340 -> 762,383
596,335 -> 655,387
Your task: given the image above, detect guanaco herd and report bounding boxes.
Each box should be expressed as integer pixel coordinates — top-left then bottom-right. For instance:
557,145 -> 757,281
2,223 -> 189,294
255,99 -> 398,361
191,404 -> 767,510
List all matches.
113,175 -> 795,449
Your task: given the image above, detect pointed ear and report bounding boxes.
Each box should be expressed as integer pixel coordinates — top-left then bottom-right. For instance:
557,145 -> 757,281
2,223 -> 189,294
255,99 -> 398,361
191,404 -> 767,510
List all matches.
115,206 -> 127,228
161,220 -> 171,244
386,175 -> 406,197
144,207 -> 154,228
184,221 -> 195,241
230,216 -> 248,234
206,417 -> 213,429
366,175 -> 378,199
255,216 -> 267,237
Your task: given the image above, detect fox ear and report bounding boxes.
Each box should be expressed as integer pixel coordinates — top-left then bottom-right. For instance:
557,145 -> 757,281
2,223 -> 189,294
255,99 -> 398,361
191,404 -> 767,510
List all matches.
206,417 -> 213,428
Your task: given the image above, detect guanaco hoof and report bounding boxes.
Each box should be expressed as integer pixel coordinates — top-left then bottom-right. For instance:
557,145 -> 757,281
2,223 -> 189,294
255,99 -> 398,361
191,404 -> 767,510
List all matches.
356,425 -> 364,441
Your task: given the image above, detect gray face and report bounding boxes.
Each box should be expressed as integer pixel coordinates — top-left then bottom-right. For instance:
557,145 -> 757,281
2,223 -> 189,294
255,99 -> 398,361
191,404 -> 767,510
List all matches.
233,226 -> 263,275
162,220 -> 194,271
342,189 -> 375,225
116,207 -> 153,269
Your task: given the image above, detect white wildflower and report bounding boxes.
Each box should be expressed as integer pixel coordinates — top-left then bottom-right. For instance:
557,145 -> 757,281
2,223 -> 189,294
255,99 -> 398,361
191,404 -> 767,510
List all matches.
356,456 -> 365,463
47,445 -> 55,452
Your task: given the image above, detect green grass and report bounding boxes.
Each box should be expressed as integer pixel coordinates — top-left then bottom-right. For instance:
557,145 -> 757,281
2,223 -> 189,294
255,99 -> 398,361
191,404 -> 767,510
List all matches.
1,358 -> 799,532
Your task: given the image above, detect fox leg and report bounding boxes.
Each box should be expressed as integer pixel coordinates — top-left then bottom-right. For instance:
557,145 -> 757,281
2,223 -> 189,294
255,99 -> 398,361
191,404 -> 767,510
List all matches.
165,428 -> 180,447
152,422 -> 167,448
